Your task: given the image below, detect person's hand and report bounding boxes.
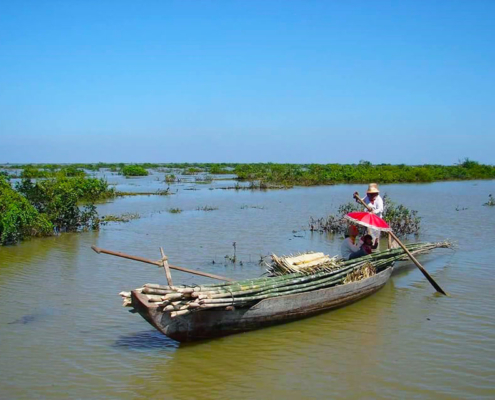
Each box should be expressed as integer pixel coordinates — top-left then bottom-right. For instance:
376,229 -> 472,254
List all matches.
353,191 -> 359,200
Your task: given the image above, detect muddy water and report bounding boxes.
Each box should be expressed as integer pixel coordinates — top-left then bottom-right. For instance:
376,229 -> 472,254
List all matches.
1,178 -> 494,399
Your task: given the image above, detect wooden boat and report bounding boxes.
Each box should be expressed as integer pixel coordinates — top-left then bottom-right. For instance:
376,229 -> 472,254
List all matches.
130,266 -> 393,342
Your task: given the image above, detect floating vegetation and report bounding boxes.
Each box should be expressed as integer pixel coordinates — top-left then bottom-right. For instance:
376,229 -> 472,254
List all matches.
196,206 -> 218,211
101,213 -> 140,223
218,182 -> 289,190
121,165 -> 149,177
483,194 -> 495,206
195,175 -> 213,184
165,174 -> 176,183
116,188 -> 171,196
168,208 -> 182,214
309,194 -> 421,237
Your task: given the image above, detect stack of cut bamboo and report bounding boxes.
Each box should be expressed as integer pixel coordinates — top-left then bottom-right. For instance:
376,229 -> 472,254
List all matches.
120,242 -> 451,318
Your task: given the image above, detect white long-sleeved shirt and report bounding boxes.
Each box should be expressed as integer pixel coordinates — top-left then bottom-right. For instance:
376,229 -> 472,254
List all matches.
363,195 -> 384,218
341,237 -> 361,260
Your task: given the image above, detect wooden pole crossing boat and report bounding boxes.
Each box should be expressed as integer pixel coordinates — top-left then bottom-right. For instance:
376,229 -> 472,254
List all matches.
93,242 -> 449,343
130,267 -> 393,342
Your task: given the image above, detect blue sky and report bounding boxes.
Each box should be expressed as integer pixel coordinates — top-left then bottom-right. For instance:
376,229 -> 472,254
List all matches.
1,0 -> 494,164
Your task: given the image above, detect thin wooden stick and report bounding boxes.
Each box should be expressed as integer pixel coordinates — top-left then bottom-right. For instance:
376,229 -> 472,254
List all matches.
160,247 -> 173,286
352,193 -> 447,295
91,245 -> 233,282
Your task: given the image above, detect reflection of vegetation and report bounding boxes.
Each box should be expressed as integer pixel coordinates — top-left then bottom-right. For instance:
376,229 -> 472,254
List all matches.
309,194 -> 421,237
484,194 -> 495,206
195,175 -> 213,184
121,165 -> 149,177
196,205 -> 218,211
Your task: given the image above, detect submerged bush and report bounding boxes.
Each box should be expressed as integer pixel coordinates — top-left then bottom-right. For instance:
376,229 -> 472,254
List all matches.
483,194 -> 495,206
121,165 -> 149,177
309,194 -> 421,237
15,177 -> 102,233
0,176 -> 53,245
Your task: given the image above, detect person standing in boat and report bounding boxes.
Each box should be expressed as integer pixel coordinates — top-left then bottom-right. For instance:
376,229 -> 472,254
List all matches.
341,225 -> 367,260
353,183 -> 384,242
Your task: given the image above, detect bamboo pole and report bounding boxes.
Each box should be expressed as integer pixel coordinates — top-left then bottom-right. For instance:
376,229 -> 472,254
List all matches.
352,193 -> 447,295
91,245 -> 233,282
160,247 -> 173,286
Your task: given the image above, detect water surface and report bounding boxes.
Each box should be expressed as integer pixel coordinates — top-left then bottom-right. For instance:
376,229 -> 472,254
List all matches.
1,179 -> 494,399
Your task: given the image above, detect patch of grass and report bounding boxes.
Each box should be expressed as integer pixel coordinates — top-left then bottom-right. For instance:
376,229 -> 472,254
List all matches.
168,208 -> 182,214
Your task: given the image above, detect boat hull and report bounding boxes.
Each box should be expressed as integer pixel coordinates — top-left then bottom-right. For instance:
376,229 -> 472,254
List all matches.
131,267 -> 393,342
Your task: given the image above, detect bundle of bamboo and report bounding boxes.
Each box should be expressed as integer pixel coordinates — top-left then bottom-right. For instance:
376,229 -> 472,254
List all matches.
119,242 -> 451,318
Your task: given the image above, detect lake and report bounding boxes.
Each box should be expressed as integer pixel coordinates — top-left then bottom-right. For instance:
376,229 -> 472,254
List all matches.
1,174 -> 494,399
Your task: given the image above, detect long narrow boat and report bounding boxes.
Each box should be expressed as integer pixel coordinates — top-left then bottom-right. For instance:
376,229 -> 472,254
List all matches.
130,266 -> 393,342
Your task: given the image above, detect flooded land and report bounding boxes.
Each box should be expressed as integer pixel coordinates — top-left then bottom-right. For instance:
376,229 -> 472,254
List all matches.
0,170 -> 494,399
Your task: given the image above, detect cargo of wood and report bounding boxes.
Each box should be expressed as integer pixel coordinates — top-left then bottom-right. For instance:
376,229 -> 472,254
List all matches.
120,242 -> 451,317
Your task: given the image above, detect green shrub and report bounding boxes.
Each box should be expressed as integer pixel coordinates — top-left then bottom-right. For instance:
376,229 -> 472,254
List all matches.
309,194 -> 421,237
0,176 -> 53,245
121,165 -> 149,177
16,177 -> 102,233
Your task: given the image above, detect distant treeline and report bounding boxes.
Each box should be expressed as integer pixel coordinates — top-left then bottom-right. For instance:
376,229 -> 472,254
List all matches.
233,159 -> 495,186
1,159 -> 494,186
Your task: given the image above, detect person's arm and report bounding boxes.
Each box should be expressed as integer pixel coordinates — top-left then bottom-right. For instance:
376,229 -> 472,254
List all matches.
372,239 -> 379,249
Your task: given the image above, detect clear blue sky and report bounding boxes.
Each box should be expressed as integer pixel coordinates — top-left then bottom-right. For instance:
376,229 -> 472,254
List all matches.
1,0 -> 494,164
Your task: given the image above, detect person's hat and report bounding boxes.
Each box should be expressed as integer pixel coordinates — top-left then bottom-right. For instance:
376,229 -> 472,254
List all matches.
347,225 -> 359,236
366,183 -> 380,194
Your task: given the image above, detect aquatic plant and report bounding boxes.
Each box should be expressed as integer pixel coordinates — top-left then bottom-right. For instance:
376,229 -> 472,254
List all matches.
483,194 -> 495,206
165,174 -> 176,183
168,208 -> 182,214
309,194 -> 421,237
121,165 -> 149,177
101,213 -> 140,223
0,175 -> 53,245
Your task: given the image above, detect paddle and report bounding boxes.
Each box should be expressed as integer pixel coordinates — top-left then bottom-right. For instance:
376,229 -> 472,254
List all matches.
91,245 -> 233,282
352,194 -> 447,295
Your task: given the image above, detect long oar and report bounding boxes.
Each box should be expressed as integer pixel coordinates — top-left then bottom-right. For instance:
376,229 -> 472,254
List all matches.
91,245 -> 233,282
352,194 -> 447,295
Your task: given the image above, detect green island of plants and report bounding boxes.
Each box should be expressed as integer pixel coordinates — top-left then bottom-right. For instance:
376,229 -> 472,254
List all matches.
121,165 -> 149,177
